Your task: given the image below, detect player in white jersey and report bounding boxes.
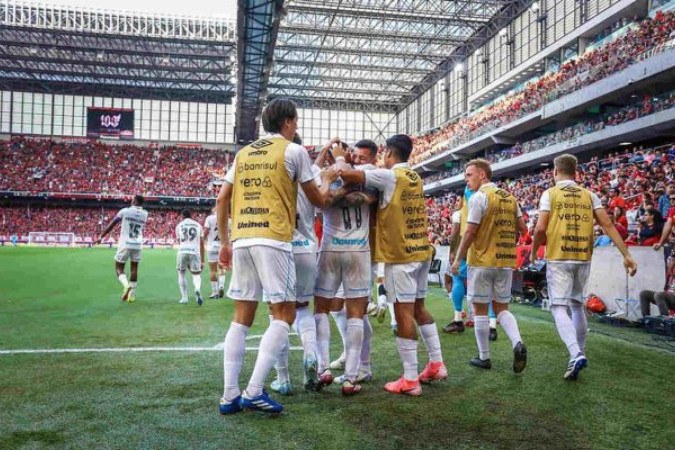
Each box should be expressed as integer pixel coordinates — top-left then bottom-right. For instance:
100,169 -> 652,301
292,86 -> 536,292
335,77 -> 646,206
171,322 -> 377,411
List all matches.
176,209 -> 205,305
314,138 -> 379,396
95,195 -> 148,303
203,208 -> 229,299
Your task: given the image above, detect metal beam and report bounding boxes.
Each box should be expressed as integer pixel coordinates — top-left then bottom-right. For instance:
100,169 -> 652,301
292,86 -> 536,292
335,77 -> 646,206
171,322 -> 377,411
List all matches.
279,24 -> 468,45
268,83 -> 403,97
276,44 -> 447,61
274,58 -> 430,74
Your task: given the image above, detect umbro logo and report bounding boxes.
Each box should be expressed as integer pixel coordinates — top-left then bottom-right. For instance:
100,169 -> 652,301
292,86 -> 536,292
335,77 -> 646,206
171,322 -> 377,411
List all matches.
250,139 -> 273,149
560,185 -> 581,193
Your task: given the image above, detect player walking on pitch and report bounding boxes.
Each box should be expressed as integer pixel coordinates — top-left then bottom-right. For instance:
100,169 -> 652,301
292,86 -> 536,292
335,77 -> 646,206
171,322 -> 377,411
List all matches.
203,208 -> 228,298
216,98 -> 336,415
531,154 -> 637,380
176,209 -> 205,305
452,159 -> 528,373
95,194 -> 148,303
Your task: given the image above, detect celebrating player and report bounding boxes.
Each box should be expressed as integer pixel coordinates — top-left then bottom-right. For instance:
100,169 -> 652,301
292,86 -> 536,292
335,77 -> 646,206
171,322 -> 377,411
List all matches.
175,209 -> 205,305
340,134 -> 447,396
216,98 -> 336,415
452,159 -> 528,373
203,208 -> 228,298
531,154 -> 637,380
95,194 -> 148,303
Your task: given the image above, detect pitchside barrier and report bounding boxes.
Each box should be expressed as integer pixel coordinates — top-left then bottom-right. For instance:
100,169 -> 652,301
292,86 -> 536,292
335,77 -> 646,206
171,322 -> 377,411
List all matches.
432,245 -> 666,317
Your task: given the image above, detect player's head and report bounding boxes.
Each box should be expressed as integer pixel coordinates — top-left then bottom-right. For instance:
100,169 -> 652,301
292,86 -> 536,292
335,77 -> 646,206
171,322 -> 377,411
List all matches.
132,195 -> 144,206
261,98 -> 298,139
553,154 -> 577,182
384,134 -> 413,168
464,159 -> 491,190
181,209 -> 191,219
292,132 -> 303,145
352,139 -> 378,166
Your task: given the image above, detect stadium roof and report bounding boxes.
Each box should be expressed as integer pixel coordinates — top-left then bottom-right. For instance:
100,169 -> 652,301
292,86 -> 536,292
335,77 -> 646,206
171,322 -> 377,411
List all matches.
0,0 -> 237,102
268,0 -> 536,112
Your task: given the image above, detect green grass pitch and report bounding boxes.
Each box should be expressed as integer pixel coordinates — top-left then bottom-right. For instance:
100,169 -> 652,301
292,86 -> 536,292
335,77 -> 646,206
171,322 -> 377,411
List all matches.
0,247 -> 673,449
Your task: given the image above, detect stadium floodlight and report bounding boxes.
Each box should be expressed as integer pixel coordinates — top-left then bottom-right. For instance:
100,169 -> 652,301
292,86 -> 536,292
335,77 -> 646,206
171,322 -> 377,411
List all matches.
229,54 -> 236,63
454,63 -> 465,73
530,2 -> 540,12
29,47 -> 39,55
96,51 -> 105,60
499,28 -> 508,38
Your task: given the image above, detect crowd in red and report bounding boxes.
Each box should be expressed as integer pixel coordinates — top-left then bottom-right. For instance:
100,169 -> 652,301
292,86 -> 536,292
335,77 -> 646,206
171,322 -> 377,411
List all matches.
410,11 -> 675,166
0,137 -> 231,198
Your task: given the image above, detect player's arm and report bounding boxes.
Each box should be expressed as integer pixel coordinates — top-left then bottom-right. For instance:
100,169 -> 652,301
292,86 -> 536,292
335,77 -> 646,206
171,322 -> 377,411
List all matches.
340,169 -> 366,185
216,181 -> 233,268
594,207 -> 637,276
654,217 -> 673,250
448,222 -> 460,261
302,167 -> 338,209
531,211 -> 549,262
94,216 -> 121,245
199,229 -> 205,265
452,223 -> 478,272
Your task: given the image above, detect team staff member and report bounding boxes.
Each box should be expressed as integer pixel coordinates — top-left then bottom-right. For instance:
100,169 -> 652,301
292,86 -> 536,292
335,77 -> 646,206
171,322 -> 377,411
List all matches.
340,134 -> 447,397
531,154 -> 637,380
216,98 -> 336,415
452,159 -> 528,373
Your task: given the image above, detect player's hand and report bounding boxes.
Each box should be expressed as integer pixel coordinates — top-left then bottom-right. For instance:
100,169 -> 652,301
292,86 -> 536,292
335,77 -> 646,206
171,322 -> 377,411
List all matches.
218,244 -> 232,270
331,144 -> 347,159
93,238 -> 102,245
623,256 -> 637,277
322,166 -> 338,183
450,261 -> 460,275
653,242 -> 663,251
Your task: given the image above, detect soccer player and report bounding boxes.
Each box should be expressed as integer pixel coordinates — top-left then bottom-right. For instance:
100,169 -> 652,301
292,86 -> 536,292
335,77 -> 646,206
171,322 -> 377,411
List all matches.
203,208 -> 228,298
176,209 -> 204,305
95,194 -> 148,303
340,134 -> 447,396
531,154 -> 637,380
313,138 -> 379,396
216,98 -> 336,415
451,159 -> 528,373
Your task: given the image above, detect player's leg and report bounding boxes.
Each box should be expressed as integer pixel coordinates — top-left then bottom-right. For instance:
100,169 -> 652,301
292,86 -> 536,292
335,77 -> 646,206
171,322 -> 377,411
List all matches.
492,269 -> 526,374
374,263 -> 388,322
177,253 -> 189,303
189,255 -> 203,305
488,301 -> 498,341
114,248 -> 132,301
313,252 -> 340,386
209,260 -> 219,299
218,266 -> 227,298
564,263 -> 591,380
468,268 -> 493,369
329,295 -> 348,370
293,252 -> 319,391
128,255 -> 140,303
268,309 -> 292,395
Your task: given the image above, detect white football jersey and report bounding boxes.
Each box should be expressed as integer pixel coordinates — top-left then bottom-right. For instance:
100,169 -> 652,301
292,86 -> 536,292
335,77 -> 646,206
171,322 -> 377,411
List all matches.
320,163 -> 376,253
292,165 -> 321,254
204,214 -> 221,252
116,206 -> 148,250
176,218 -> 202,256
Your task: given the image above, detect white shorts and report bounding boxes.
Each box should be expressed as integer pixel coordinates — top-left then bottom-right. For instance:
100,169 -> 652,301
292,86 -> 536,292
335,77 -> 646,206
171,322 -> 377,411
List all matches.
546,262 -> 591,306
384,260 -> 431,304
177,252 -> 202,272
467,267 -> 513,304
207,250 -> 220,264
335,284 -> 345,299
228,246 -> 296,303
314,251 -> 371,299
295,252 -> 318,303
115,246 -> 142,263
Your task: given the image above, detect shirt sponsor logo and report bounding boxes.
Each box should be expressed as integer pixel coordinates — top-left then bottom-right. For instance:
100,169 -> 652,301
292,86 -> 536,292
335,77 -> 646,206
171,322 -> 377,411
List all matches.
557,213 -> 591,222
405,244 -> 429,253
292,239 -> 310,247
239,207 -> 270,215
237,220 -> 270,229
238,162 -> 278,173
239,176 -> 272,188
332,237 -> 367,246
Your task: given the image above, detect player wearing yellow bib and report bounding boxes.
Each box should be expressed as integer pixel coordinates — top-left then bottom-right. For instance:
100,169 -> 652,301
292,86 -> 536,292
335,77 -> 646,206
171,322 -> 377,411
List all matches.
531,154 -> 637,380
341,135 -> 447,396
215,99 -> 336,415
452,159 -> 529,373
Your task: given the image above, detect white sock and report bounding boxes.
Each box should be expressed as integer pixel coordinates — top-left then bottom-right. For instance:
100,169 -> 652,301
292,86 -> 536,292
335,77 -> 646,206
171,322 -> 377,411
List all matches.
129,281 -> 137,293
345,318 -> 364,382
192,273 -> 201,293
118,273 -> 129,289
468,300 -> 474,322
551,305 -> 581,358
474,316 -> 490,360
453,310 -> 463,322
178,272 -> 188,300
387,302 -> 397,326
218,275 -> 225,290
275,335 -> 290,384
211,280 -> 218,295
396,337 -> 418,380
570,302 -> 588,353
361,315 -> 372,372
419,323 -> 443,362
246,320 -> 290,398
330,309 -> 348,357
489,317 -> 497,328
295,307 -> 317,361
314,313 -> 330,372
223,322 -> 249,401
497,310 -> 522,349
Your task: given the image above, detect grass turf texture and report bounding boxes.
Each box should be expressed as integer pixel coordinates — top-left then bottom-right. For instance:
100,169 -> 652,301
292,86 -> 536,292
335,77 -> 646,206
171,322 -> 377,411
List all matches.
0,247 -> 673,450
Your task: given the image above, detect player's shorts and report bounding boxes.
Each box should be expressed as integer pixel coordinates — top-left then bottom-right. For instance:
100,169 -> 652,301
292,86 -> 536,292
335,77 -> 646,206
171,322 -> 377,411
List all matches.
467,267 -> 513,304
228,246 -> 296,303
207,250 -> 220,264
314,251 -> 371,299
295,252 -> 318,303
176,252 -> 202,272
546,261 -> 591,306
384,259 -> 431,304
335,284 -> 345,299
114,246 -> 142,263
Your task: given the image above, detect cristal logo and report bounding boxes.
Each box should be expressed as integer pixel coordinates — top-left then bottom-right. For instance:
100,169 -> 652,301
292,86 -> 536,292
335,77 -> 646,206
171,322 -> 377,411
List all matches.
100,114 -> 122,128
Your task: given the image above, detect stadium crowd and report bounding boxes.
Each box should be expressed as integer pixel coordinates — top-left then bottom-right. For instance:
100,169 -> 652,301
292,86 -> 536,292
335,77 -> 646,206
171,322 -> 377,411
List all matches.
0,137 -> 231,198
410,10 -> 675,165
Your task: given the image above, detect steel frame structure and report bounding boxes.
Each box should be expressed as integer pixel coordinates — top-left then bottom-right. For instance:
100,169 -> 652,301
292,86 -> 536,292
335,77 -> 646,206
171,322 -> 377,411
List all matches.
0,1 -> 236,102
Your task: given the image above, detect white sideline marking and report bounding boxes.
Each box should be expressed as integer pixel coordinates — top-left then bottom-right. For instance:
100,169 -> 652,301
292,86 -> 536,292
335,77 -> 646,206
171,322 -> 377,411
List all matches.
0,345 -> 304,355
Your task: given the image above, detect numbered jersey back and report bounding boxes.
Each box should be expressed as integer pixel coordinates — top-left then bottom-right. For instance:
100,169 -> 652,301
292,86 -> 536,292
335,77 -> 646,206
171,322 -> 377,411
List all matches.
204,214 -> 221,252
117,206 -> 148,249
176,218 -> 202,255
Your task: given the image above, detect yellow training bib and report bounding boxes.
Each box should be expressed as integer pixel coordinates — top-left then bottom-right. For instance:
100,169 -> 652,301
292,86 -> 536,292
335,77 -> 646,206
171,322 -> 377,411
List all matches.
545,184 -> 594,262
468,185 -> 518,268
